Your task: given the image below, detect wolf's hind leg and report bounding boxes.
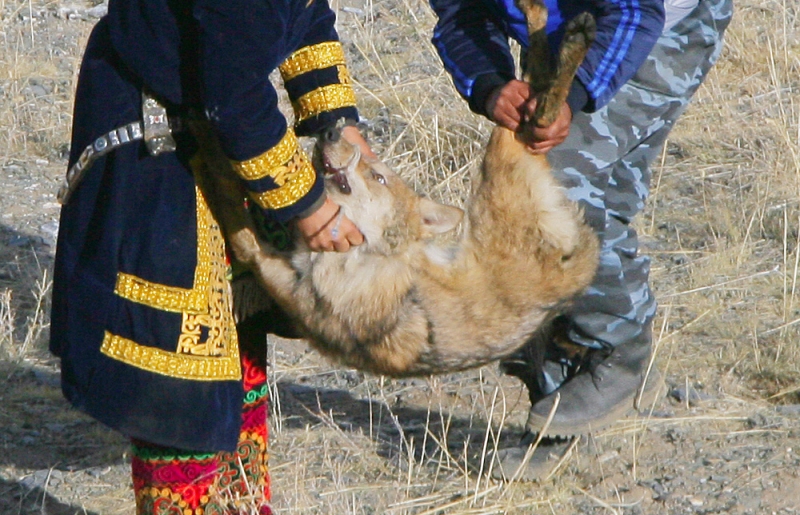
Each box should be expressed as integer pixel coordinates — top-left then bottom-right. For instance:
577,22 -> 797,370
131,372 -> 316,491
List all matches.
533,13 -> 596,126
517,0 -> 551,93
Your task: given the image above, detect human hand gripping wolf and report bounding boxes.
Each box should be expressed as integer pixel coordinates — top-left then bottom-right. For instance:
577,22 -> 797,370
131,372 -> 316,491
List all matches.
194,1 -> 599,377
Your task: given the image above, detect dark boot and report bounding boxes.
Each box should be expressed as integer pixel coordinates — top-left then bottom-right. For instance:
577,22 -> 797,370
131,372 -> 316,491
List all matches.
488,318 -> 584,482
500,315 -> 589,405
499,319 -> 554,404
524,325 -> 664,438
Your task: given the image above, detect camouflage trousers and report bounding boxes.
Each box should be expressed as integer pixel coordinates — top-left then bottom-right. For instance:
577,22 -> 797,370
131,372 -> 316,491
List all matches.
545,0 -> 733,370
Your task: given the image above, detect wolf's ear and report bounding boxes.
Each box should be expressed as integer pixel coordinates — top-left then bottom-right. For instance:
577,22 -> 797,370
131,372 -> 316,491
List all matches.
419,198 -> 464,236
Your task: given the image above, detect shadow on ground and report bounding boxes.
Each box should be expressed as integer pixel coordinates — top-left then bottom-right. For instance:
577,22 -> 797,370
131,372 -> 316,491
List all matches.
0,477 -> 99,515
1,225 -> 116,515
274,379 -> 522,471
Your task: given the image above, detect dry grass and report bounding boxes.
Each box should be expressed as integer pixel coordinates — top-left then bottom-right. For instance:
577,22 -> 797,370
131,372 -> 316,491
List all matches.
0,0 -> 81,163
1,0 -> 798,513
0,244 -> 51,364
642,0 -> 800,403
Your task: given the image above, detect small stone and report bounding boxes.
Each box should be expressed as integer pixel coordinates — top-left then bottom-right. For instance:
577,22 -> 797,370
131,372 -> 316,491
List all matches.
56,6 -> 76,18
40,221 -> 60,244
87,3 -> 108,18
19,469 -> 63,490
641,480 -> 669,500
775,404 -> 800,416
669,385 -> 713,405
28,84 -> 47,98
8,235 -> 31,247
341,6 -> 365,16
647,409 -> 675,418
33,367 -> 61,388
86,466 -> 111,479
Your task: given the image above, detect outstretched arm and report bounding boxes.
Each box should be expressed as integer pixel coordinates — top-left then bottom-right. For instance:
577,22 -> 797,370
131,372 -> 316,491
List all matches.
195,0 -> 368,251
429,0 -> 517,118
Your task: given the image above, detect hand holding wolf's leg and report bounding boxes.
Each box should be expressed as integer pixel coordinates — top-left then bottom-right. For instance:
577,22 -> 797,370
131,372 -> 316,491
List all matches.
523,101 -> 572,154
296,197 -> 364,252
486,80 -> 573,154
485,79 -> 532,132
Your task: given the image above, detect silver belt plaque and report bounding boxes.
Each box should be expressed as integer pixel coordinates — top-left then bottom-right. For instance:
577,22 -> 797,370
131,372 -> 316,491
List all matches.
142,90 -> 177,156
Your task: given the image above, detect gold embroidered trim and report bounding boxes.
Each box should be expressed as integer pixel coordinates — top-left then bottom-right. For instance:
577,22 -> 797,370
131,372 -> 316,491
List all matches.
279,41 -> 347,82
115,182 -> 212,313
293,83 -> 357,123
115,273 -> 204,314
101,331 -> 241,381
248,154 -> 316,210
105,180 -> 241,381
230,129 -> 299,181
337,65 -> 352,86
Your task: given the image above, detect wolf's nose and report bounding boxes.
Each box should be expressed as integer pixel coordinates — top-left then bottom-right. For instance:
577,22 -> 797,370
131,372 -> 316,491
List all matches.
323,126 -> 341,143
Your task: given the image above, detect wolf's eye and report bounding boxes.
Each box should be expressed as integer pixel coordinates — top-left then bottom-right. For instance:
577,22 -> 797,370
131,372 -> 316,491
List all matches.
371,171 -> 387,185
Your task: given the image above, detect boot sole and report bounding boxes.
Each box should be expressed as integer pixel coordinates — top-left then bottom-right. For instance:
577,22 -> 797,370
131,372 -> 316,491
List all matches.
527,367 -> 666,438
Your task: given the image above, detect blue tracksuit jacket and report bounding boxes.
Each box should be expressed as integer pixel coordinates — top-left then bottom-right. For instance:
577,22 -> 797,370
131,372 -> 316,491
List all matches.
429,0 -> 666,116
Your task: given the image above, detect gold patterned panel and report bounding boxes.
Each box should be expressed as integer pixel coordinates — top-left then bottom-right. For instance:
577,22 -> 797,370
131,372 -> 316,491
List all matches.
173,182 -> 238,368
293,83 -> 357,123
247,151 -> 316,210
103,178 -> 241,381
230,129 -> 299,181
337,65 -> 352,86
279,41 -> 347,82
100,331 -> 240,381
115,273 -> 205,314
114,181 -> 213,314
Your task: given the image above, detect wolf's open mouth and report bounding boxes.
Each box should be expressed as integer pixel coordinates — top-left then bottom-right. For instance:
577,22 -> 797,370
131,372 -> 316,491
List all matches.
322,156 -> 352,194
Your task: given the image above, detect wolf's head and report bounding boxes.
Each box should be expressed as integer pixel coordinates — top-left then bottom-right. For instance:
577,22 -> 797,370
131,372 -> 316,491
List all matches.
314,126 -> 463,255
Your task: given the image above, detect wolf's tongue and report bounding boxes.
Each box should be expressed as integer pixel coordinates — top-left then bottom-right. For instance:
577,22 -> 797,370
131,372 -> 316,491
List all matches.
331,170 -> 351,194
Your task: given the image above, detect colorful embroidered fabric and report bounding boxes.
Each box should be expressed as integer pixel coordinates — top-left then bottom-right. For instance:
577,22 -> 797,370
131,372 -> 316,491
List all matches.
132,352 -> 271,515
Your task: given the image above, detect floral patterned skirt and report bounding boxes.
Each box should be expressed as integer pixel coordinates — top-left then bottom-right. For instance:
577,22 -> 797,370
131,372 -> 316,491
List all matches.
131,351 -> 271,515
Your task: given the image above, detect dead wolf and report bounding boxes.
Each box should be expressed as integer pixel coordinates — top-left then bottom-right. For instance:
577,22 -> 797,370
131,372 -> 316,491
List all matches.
194,0 -> 599,377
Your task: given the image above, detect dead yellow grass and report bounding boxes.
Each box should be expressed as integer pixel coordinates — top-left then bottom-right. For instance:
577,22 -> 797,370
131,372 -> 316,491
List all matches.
643,0 -> 800,403
1,0 -> 799,513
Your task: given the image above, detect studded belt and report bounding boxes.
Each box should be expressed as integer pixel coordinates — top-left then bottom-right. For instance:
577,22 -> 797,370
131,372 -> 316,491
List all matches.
57,91 -> 183,205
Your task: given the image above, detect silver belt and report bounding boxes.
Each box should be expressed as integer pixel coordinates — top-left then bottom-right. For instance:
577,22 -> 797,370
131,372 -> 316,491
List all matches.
57,91 -> 181,205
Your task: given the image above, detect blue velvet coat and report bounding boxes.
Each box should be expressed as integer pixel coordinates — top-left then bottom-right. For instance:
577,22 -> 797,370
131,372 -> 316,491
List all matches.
50,0 -> 358,452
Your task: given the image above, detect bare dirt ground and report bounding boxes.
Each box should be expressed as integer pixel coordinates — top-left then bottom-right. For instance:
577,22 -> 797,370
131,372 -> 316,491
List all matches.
1,0 -> 799,514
